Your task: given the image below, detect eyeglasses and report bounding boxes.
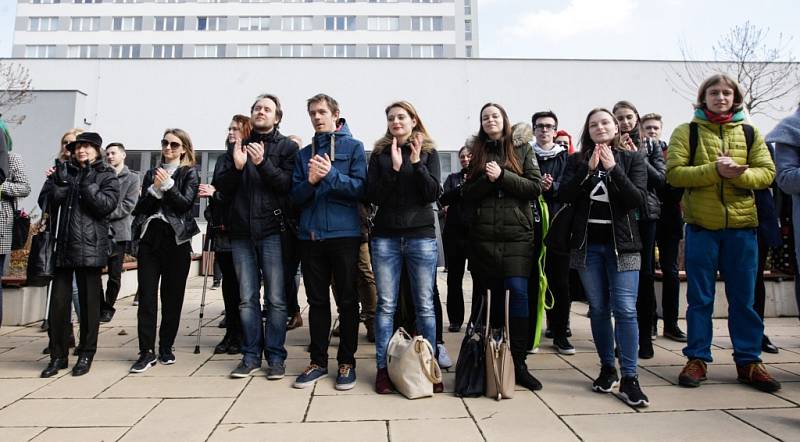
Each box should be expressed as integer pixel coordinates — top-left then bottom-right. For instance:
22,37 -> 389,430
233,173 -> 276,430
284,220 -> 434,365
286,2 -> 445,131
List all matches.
161,139 -> 182,150
534,124 -> 556,131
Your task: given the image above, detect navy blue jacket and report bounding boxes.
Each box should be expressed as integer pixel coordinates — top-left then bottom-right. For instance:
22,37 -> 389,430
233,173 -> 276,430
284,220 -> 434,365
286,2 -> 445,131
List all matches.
291,120 -> 367,241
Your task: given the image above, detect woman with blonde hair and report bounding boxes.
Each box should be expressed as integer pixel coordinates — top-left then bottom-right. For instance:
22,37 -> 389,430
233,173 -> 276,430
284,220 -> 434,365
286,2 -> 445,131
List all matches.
129,128 -> 200,373
367,101 -> 441,394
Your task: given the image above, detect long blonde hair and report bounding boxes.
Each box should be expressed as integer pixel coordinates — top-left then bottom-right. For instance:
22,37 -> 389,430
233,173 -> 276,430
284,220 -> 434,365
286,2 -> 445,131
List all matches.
373,101 -> 435,155
58,128 -> 84,161
162,128 -> 196,167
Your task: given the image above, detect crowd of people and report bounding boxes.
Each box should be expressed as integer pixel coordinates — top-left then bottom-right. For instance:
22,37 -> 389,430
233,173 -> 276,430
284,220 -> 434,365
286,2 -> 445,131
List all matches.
1,72 -> 799,408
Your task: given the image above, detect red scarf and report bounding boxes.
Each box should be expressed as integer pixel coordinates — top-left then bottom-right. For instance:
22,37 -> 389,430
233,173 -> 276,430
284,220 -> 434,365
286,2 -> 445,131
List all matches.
704,109 -> 734,124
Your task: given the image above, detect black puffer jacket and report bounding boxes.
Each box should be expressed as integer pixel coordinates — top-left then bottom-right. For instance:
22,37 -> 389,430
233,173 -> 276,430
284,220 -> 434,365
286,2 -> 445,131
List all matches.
367,143 -> 441,237
639,138 -> 666,220
206,144 -> 235,252
38,159 -> 120,268
132,165 -> 200,243
214,130 -> 298,240
462,140 -> 542,277
440,168 -> 470,236
556,147 -> 647,254
536,148 -> 568,215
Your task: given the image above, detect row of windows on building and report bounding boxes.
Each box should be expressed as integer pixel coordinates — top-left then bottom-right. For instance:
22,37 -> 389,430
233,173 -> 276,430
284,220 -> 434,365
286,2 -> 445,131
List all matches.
30,0 -> 455,4
27,15 -> 464,33
24,42 -> 456,58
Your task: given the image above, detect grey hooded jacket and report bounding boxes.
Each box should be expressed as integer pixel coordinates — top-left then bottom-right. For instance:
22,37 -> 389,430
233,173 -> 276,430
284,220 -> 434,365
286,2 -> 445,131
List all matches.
109,165 -> 140,242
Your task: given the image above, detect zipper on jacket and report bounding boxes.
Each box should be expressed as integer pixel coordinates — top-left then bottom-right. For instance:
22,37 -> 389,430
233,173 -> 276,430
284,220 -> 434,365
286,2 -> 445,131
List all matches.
578,201 -> 591,251
718,125 -> 729,229
607,191 -> 620,259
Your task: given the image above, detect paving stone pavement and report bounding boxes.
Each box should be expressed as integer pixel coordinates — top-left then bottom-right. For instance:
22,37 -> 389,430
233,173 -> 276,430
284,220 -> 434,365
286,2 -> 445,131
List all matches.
0,271 -> 798,441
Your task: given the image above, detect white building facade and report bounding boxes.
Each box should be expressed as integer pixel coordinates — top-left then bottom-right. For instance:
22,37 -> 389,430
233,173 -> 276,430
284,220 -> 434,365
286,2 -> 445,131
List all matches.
12,0 -> 478,59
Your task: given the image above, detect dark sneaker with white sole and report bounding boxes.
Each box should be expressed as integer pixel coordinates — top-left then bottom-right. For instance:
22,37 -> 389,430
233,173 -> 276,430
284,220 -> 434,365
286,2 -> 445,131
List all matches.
267,363 -> 286,380
293,363 -> 328,389
158,348 -> 176,365
230,360 -> 261,378
592,365 -> 619,393
619,375 -> 650,407
553,336 -> 576,355
335,364 -> 357,391
130,351 -> 157,373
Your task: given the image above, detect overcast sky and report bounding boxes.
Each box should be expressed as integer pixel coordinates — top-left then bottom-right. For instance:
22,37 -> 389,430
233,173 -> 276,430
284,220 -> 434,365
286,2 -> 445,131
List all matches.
0,0 -> 798,60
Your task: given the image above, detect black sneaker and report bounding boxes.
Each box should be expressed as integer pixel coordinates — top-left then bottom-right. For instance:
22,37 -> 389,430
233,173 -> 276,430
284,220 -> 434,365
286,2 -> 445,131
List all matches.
553,336 -> 576,355
99,310 -> 114,323
619,375 -> 650,407
130,351 -> 157,373
592,365 -> 619,393
159,348 -> 176,365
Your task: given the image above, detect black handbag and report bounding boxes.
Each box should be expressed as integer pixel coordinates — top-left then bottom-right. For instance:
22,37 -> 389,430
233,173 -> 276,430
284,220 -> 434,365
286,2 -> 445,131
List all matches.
454,296 -> 487,397
25,208 -> 57,286
543,203 -> 575,255
11,200 -> 30,250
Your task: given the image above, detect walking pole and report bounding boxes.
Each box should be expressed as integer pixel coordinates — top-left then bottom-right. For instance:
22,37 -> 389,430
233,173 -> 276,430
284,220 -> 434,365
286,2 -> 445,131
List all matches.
194,226 -> 214,354
40,204 -> 61,331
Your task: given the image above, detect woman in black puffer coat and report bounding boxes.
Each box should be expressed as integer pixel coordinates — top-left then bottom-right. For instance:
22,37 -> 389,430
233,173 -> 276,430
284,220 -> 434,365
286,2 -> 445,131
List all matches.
39,132 -> 120,378
129,128 -> 200,373
462,103 -> 543,392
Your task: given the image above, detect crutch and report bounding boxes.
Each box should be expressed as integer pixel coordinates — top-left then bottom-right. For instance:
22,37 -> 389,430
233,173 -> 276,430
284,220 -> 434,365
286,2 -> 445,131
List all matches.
194,226 -> 214,354
40,204 -> 62,331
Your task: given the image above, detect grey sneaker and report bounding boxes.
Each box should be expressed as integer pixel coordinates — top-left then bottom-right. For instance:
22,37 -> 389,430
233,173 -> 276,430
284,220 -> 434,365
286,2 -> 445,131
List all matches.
437,343 -> 453,369
267,363 -> 286,380
230,360 -> 261,379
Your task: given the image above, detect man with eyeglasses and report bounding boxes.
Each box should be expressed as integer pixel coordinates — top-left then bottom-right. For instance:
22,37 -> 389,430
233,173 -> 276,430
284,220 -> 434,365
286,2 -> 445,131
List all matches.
215,93 -> 299,380
642,113 -> 687,343
99,143 -> 140,323
530,110 -> 575,355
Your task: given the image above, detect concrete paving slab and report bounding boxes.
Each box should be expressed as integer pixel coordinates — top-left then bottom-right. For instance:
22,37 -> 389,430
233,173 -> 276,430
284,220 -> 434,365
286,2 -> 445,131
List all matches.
0,378 -> 52,408
565,410 -> 775,441
465,391 -> 578,440
641,384 -> 795,412
210,421 -> 387,442
389,418 -> 482,442
100,376 -> 246,398
306,393 -> 468,422
729,408 -> 800,441
0,398 -> 159,426
31,427 -> 128,442
120,398 -> 233,442
522,369 -> 633,415
27,361 -> 127,398
221,378 -> 311,424
0,427 -> 45,442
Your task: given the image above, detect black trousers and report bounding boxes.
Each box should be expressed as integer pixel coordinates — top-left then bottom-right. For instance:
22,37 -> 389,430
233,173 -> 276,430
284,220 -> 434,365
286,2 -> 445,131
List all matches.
103,241 -> 127,314
300,237 -> 360,368
543,251 -> 572,338
656,227 -> 682,326
49,267 -> 103,358
637,219 -> 658,343
136,220 -> 192,353
443,231 -> 469,327
217,251 -> 241,339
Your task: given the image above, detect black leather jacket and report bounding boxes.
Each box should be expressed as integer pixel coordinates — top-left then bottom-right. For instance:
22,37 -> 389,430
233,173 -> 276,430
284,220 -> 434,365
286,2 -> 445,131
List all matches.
132,165 -> 200,244
38,158 -> 120,268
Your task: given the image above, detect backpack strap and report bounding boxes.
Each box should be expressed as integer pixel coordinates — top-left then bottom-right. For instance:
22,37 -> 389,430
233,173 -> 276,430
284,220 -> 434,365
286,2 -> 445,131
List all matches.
688,122 -> 698,166
742,124 -> 755,156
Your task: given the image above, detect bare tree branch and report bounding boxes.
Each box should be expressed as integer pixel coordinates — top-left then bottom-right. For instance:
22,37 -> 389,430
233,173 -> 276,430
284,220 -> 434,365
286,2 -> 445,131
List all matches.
0,62 -> 33,125
673,21 -> 800,119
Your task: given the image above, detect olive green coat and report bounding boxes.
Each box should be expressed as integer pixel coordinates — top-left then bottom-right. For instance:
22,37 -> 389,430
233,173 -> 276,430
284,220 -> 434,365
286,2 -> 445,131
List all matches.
462,142 -> 542,277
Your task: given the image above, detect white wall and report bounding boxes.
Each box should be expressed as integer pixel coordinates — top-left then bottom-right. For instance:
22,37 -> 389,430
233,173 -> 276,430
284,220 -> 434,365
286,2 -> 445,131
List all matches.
10,57 -> 800,154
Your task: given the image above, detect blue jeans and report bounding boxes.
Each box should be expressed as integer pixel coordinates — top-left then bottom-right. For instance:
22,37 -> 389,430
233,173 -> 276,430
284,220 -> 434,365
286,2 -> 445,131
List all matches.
683,226 -> 763,365
232,235 -> 287,366
579,243 -> 640,377
372,237 -> 438,369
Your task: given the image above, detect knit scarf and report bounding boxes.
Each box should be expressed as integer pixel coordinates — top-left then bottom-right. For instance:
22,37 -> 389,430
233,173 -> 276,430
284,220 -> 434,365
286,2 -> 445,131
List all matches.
532,142 -> 566,159
694,108 -> 746,124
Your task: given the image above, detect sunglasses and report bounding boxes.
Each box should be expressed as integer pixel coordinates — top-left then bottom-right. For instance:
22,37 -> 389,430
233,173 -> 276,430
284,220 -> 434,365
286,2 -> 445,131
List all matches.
161,139 -> 182,149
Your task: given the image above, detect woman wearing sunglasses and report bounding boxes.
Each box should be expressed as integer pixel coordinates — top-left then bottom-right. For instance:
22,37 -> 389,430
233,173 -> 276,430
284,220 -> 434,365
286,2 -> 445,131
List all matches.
129,129 -> 200,373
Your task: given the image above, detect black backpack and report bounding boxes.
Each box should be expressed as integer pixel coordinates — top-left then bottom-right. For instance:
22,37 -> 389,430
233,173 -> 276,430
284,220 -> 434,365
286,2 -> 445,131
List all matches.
676,122 -> 755,197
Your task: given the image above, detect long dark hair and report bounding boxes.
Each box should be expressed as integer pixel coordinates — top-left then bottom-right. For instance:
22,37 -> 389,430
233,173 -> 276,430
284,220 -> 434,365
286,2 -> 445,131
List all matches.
578,108 -> 623,162
612,100 -> 641,147
225,114 -> 252,149
469,103 -> 522,180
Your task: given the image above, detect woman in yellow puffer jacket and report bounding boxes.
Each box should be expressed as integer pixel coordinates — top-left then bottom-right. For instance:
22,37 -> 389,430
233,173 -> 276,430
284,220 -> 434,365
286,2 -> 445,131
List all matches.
665,73 -> 780,393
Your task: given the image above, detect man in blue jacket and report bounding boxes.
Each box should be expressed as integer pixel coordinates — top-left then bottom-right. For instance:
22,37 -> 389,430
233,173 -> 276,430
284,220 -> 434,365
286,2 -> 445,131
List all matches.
291,94 -> 367,390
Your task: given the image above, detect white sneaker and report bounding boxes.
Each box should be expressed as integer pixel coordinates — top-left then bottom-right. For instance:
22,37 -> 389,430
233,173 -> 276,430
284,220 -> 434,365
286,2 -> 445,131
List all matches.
527,347 -> 540,355
437,343 -> 453,369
